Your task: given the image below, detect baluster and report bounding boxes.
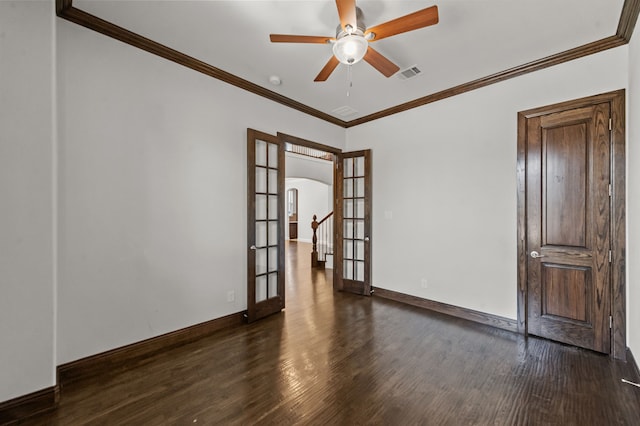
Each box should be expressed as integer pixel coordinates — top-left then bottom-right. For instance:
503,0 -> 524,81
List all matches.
321,221 -> 325,261
323,220 -> 327,261
311,214 -> 319,267
329,217 -> 333,255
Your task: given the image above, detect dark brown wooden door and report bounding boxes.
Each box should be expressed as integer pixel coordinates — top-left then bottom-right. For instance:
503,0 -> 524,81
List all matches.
247,129 -> 285,322
334,150 -> 372,295
525,103 -> 611,353
288,222 -> 298,240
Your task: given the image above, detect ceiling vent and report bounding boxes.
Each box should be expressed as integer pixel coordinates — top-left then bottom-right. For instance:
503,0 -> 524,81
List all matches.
397,65 -> 422,80
332,105 -> 358,117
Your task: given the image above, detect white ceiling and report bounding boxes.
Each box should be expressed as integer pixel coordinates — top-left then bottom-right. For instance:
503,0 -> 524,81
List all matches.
75,0 -> 625,121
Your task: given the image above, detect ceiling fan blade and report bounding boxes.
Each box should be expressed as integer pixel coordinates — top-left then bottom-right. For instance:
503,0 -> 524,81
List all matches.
365,5 -> 439,42
270,34 -> 334,44
363,47 -> 400,78
314,56 -> 340,82
336,0 -> 357,31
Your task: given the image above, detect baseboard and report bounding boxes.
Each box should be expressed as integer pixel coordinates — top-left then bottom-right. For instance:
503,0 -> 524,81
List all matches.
626,347 -> 640,382
0,386 -> 59,425
374,287 -> 518,333
58,311 -> 245,387
290,238 -> 313,244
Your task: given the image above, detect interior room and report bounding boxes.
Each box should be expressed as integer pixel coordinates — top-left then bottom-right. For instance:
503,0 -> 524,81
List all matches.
1,0 -> 640,423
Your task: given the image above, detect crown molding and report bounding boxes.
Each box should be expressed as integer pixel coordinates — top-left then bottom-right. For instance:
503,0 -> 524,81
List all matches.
57,0 -> 640,128
55,1 -> 348,128
346,35 -> 626,127
618,0 -> 640,41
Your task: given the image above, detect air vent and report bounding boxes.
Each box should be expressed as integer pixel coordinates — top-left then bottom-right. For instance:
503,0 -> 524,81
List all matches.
332,105 -> 358,117
397,65 -> 422,80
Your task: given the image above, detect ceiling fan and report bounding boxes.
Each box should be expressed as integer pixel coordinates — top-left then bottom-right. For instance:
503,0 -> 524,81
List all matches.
269,0 -> 439,82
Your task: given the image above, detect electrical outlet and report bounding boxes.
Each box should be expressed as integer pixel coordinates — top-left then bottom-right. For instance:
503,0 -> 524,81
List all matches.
421,278 -> 428,289
227,290 -> 235,302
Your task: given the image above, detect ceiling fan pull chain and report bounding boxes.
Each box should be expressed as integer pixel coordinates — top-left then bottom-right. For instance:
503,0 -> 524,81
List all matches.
347,64 -> 353,97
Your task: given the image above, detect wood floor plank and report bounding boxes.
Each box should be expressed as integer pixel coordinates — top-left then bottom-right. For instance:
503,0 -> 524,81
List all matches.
25,241 -> 640,425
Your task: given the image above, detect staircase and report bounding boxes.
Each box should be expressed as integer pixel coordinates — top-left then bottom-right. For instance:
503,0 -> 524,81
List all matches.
311,212 -> 333,269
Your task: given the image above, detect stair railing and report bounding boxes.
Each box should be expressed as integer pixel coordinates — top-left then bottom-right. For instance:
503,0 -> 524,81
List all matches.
285,143 -> 334,161
311,212 -> 334,268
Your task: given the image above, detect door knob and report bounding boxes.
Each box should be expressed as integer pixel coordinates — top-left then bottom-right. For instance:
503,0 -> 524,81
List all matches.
364,237 -> 370,242
250,245 -> 257,250
530,250 -> 545,258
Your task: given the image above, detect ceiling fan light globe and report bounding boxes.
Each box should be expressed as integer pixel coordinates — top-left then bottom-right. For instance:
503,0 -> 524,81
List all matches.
333,35 -> 368,65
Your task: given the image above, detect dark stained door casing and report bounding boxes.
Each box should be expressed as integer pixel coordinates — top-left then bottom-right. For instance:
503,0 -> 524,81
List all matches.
525,103 -> 611,353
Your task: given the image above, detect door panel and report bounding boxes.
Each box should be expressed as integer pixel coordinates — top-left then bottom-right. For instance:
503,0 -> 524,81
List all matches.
526,103 -> 611,353
247,130 -> 285,322
335,150 -> 371,295
542,264 -> 590,322
543,123 -> 587,247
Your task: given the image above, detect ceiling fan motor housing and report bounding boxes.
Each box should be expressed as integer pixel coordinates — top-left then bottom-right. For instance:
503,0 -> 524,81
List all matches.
335,6 -> 366,38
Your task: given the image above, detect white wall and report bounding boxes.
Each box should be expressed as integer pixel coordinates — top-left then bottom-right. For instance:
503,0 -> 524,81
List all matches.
285,154 -> 333,241
0,1 -> 56,401
628,28 -> 640,358
346,47 -> 628,320
56,21 -> 344,364
285,152 -> 333,185
285,178 -> 332,242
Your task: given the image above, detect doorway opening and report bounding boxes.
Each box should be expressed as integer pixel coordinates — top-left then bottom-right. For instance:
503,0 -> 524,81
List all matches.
247,130 -> 372,322
282,134 -> 337,274
278,133 -> 373,296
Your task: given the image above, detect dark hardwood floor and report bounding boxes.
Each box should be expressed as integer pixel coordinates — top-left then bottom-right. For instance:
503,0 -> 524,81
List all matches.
24,241 -> 640,425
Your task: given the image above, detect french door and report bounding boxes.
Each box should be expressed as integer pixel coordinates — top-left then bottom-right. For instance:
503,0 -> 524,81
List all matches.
246,129 -> 285,322
334,150 -> 372,295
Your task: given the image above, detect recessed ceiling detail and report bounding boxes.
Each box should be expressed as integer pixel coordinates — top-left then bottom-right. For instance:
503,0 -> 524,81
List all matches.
332,105 -> 359,117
